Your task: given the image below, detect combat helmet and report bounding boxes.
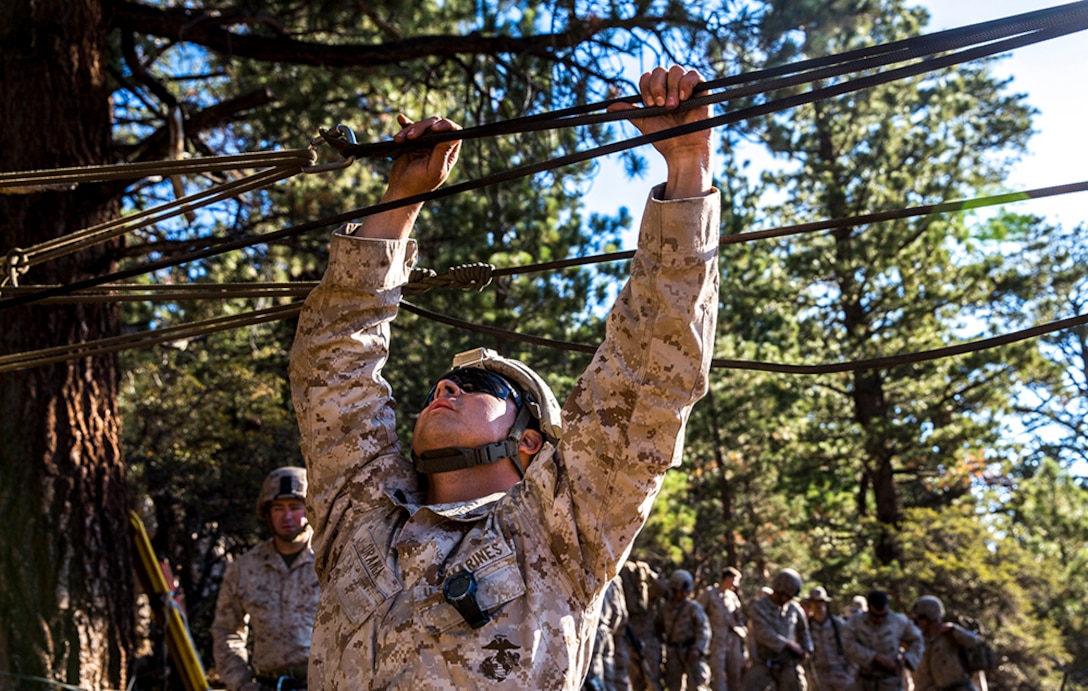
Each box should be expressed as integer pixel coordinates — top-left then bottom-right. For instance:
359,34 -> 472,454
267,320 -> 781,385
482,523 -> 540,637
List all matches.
412,347 -> 562,477
256,466 -> 307,520
668,569 -> 695,593
912,595 -> 945,622
770,568 -> 803,599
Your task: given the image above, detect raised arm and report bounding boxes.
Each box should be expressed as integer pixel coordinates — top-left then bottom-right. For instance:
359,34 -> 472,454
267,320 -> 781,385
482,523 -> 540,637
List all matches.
349,114 -> 462,240
528,66 -> 720,594
289,115 -> 462,569
607,65 -> 714,200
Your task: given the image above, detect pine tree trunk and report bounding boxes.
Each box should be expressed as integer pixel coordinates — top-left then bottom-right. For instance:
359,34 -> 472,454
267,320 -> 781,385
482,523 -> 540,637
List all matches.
0,1 -> 134,688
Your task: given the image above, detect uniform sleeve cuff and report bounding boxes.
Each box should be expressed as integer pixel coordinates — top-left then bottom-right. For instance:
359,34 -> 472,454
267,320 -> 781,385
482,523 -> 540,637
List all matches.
325,224 -> 418,290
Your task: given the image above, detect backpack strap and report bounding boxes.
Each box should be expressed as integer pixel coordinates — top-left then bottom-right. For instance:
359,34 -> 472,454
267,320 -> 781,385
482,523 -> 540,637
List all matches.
830,616 -> 845,657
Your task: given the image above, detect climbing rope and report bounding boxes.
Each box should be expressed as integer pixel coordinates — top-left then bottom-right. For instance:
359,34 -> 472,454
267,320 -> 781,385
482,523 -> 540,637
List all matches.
1,125 -> 357,287
0,302 -> 304,373
1,3 -> 1087,376
4,0 -> 1087,310
2,175 -> 1086,373
399,302 -> 1088,376
324,1 -> 1088,159
0,149 -> 315,190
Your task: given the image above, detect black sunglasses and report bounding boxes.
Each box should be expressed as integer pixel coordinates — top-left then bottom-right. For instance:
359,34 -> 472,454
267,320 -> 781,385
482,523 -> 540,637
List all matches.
424,368 -> 523,409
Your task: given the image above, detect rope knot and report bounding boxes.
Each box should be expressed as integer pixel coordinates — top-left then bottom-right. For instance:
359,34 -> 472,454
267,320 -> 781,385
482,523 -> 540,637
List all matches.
3,249 -> 29,287
403,263 -> 495,295
447,262 -> 494,291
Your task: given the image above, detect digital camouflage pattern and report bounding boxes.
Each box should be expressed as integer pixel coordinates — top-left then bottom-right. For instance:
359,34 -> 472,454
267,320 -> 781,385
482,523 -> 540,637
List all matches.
211,535 -> 320,690
741,595 -> 812,691
842,610 -> 923,691
698,584 -> 747,691
912,624 -> 980,691
289,186 -> 720,690
808,615 -> 857,690
587,576 -> 629,690
660,597 -> 711,691
621,560 -> 667,690
746,595 -> 812,666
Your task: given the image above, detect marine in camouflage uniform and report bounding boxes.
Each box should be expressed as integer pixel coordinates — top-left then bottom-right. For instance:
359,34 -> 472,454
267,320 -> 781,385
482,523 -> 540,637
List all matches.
698,566 -> 747,691
212,468 -> 320,691
586,576 -> 631,690
659,570 -> 711,691
288,66 -> 720,690
621,560 -> 668,691
842,591 -> 924,691
909,596 -> 981,691
802,587 -> 856,691
740,569 -> 812,691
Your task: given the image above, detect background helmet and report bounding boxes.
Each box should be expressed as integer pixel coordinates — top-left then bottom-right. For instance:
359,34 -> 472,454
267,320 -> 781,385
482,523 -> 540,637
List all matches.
806,586 -> 832,603
912,595 -> 945,622
256,466 -> 307,520
446,347 -> 563,441
770,568 -> 803,598
668,569 -> 695,593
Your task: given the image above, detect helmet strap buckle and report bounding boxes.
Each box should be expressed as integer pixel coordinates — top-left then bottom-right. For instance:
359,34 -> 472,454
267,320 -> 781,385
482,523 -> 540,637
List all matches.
412,406 -> 535,477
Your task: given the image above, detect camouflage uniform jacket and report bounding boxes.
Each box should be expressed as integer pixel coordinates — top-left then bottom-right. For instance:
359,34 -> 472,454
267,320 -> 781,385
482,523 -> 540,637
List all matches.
211,534 -> 320,691
289,186 -> 720,690
842,611 -> 924,676
588,577 -> 629,688
809,615 -> 857,687
747,596 -> 812,664
912,625 -> 980,691
698,585 -> 745,651
660,598 -> 711,654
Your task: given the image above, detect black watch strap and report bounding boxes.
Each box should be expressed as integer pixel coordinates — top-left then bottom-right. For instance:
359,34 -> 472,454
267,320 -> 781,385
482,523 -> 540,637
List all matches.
443,570 -> 491,629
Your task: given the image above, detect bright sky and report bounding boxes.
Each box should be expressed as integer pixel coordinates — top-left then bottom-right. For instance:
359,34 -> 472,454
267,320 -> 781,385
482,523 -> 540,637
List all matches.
584,0 -> 1088,231
922,0 -> 1088,229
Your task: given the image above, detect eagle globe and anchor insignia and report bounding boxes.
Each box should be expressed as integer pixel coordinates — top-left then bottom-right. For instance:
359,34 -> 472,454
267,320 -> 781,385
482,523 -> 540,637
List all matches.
480,635 -> 521,681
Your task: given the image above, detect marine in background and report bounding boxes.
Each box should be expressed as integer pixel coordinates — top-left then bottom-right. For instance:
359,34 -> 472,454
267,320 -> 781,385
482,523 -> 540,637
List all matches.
212,467 -> 319,691
910,596 -> 983,691
842,591 -> 924,691
739,568 -> 812,691
698,566 -> 748,691
659,569 -> 712,691
802,586 -> 857,691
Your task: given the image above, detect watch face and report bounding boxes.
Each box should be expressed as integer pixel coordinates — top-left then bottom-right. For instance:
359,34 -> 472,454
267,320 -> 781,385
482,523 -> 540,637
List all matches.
446,573 -> 472,599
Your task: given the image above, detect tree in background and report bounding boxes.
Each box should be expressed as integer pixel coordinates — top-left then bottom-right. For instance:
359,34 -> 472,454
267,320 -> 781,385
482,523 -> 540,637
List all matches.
723,0 -> 1035,563
1,0 -> 745,686
0,3 -> 135,690
638,0 -> 1087,684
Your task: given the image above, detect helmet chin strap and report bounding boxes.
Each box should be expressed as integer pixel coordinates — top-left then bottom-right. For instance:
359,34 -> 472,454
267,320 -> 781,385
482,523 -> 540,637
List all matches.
412,405 -> 534,478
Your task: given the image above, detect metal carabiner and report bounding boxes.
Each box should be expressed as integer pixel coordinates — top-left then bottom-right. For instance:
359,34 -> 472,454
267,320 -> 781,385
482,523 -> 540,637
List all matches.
303,124 -> 358,174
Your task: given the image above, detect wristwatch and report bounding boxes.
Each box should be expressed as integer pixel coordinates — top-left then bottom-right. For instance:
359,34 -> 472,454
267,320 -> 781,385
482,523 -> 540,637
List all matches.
443,570 -> 491,629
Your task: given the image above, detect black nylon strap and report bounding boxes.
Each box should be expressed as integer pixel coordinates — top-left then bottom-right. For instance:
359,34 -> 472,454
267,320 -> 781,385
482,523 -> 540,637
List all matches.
413,438 -> 518,474
412,404 -> 534,475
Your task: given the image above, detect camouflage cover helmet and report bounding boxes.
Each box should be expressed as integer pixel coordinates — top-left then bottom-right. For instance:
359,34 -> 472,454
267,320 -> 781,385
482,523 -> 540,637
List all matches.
256,466 -> 307,520
445,347 -> 562,440
412,347 -> 563,476
912,595 -> 945,622
770,568 -> 803,599
668,569 -> 695,593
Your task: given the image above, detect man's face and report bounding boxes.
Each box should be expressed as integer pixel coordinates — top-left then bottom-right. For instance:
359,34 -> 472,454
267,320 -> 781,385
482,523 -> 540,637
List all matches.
911,612 -> 937,635
268,497 -> 307,542
771,590 -> 793,607
412,370 -> 519,456
868,605 -> 890,626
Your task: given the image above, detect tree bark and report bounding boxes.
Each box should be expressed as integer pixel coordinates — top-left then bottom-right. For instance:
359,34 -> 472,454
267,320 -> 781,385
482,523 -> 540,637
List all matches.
0,1 -> 134,689
814,101 -> 904,567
